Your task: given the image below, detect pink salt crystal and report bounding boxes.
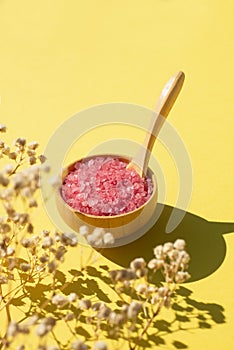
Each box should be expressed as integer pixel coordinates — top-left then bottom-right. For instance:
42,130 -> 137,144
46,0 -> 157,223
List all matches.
62,156 -> 153,216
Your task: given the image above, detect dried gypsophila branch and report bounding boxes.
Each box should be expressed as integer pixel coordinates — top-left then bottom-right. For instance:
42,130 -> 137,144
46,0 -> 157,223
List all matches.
0,127 -> 67,346
2,238 -> 190,349
36,240 -> 190,347
0,126 -> 192,350
107,239 -> 190,347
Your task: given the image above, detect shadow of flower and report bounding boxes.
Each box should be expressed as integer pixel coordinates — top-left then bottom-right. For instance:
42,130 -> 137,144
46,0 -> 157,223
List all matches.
145,286 -> 225,348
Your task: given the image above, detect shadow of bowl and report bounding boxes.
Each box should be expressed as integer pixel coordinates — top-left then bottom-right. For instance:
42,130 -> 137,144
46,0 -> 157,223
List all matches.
100,204 -> 234,282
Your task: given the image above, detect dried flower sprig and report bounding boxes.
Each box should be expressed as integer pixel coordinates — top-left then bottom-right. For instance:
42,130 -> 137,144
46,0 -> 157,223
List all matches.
79,226 -> 115,248
0,125 -> 193,350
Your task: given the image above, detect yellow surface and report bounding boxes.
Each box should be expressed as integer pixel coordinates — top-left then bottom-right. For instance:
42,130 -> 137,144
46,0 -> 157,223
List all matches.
0,0 -> 234,349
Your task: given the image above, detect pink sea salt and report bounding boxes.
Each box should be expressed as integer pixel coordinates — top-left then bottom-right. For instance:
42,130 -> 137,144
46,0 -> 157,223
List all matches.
61,156 -> 153,216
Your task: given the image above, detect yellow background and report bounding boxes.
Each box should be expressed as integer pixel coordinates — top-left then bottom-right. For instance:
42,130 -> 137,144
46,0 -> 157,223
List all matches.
0,0 -> 234,349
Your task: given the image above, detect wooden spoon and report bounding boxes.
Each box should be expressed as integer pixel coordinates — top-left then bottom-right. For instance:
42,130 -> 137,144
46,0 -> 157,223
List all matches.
127,71 -> 185,177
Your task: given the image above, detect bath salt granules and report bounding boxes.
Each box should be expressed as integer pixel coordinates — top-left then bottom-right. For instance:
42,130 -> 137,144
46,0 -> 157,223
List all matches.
61,156 -> 153,216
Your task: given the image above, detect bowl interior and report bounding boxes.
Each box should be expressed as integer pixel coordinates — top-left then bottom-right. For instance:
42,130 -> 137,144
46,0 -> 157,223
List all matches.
59,154 -> 157,219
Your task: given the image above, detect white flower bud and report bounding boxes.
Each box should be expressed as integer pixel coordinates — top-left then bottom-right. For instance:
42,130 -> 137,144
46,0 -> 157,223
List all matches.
21,236 -> 38,248
164,296 -> 171,308
86,234 -> 97,246
92,302 -> 102,311
167,249 -> 179,261
79,299 -> 92,310
122,304 -> 128,314
35,323 -> 47,337
158,286 -> 169,297
39,154 -> 47,163
41,164 -> 51,173
9,152 -> 17,160
130,257 -> 146,271
93,341 -> 108,350
109,312 -> 125,325
29,156 -> 37,165
148,258 -> 164,270
27,314 -> 39,326
0,174 -> 9,186
103,232 -> 115,246
42,230 -> 50,236
21,187 -> 32,198
136,283 -> 148,294
29,198 -> 38,208
8,257 -> 17,271
52,294 -> 68,308
0,274 -> 8,285
179,251 -> 190,265
27,149 -> 36,156
42,236 -> 54,249
153,245 -> 164,259
163,242 -> 174,253
37,346 -> 46,350
48,260 -> 57,273
54,246 -> 67,261
19,213 -> 29,225
61,232 -> 78,247
6,246 -> 15,256
175,271 -> 191,283
174,239 -> 186,251
116,269 -> 136,282
127,301 -> 142,319
2,145 -> 10,155
148,285 -> 158,293
0,189 -> 13,201
93,238 -> 103,248
20,263 -> 31,272
0,222 -> 11,233
18,324 -> 29,334
64,312 -> 74,321
28,141 -> 39,150
16,345 -> 25,350
71,340 -> 88,350
0,124 -> 6,133
3,163 -> 14,174
79,225 -> 89,236
136,267 -> 148,278
39,255 -> 49,263
151,294 -> 160,305
97,304 -> 111,319
7,321 -> 19,337
91,227 -> 105,240
15,138 -> 26,147
68,292 -> 78,303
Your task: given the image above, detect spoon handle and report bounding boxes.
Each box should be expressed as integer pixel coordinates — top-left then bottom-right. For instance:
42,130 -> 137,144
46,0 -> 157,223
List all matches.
127,71 -> 185,177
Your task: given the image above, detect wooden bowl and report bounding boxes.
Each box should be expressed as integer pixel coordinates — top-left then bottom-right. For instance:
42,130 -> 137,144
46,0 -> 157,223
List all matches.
55,155 -> 158,244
